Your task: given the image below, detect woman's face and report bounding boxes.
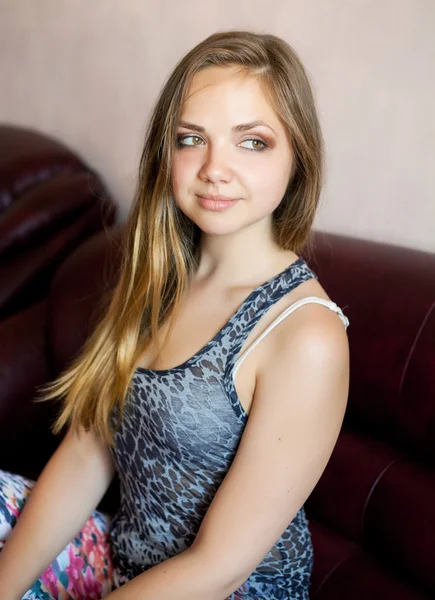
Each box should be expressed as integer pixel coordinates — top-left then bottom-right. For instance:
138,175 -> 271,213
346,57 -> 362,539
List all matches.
171,66 -> 294,237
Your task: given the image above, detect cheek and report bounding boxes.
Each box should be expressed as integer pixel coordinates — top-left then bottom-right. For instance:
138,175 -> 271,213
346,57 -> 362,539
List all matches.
248,157 -> 291,197
171,153 -> 195,190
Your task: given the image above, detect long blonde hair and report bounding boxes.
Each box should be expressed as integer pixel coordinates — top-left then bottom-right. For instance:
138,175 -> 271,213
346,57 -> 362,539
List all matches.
35,29 -> 325,446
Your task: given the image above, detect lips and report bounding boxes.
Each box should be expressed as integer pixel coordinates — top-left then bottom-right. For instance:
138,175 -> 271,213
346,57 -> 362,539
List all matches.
197,193 -> 237,202
197,195 -> 239,211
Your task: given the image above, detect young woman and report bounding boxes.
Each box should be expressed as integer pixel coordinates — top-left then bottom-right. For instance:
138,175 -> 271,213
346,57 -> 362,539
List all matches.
0,29 -> 350,599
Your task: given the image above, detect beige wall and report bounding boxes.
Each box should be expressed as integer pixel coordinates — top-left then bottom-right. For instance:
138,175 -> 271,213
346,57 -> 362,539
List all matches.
1,0 -> 434,252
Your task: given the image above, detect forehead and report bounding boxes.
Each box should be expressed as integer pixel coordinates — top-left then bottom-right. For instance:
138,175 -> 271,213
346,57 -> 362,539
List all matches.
181,66 -> 279,126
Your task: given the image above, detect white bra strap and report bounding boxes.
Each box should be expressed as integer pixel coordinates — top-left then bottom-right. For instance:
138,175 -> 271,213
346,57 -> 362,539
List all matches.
233,296 -> 349,378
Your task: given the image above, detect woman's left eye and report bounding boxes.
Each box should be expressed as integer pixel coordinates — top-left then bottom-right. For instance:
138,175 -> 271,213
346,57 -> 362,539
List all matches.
176,134 -> 268,152
239,138 -> 268,151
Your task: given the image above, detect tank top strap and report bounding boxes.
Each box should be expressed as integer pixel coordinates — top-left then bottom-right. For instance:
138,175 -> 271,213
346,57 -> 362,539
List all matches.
219,257 -> 318,383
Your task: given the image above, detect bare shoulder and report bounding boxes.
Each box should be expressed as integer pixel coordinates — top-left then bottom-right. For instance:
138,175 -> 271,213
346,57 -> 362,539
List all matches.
256,278 -> 350,383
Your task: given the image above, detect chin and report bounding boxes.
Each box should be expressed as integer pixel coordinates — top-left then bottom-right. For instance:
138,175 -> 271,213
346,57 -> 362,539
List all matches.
195,222 -> 238,236
192,214 -> 242,236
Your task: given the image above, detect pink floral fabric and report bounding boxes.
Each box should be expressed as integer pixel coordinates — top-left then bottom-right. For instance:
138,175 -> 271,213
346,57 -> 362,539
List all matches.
0,469 -> 120,599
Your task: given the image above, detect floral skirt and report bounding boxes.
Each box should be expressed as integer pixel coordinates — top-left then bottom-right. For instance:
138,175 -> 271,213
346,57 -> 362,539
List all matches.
0,468 -> 126,599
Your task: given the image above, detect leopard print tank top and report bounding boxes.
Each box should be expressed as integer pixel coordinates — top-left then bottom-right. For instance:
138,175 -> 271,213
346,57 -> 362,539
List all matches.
108,256 -> 349,599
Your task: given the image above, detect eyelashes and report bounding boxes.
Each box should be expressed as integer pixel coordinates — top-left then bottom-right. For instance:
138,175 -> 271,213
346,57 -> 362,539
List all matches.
175,134 -> 269,152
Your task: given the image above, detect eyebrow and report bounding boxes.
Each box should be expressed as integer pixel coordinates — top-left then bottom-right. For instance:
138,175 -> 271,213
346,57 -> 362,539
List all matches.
178,120 -> 277,136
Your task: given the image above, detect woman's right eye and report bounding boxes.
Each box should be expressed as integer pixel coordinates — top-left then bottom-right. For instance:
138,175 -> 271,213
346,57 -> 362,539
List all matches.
176,134 -> 203,147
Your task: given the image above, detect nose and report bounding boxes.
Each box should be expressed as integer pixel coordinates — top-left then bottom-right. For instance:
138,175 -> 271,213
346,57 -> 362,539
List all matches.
199,142 -> 233,184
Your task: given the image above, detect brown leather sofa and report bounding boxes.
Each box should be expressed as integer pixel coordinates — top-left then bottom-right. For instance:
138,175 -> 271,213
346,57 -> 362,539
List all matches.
0,124 -> 117,482
1,127 -> 434,598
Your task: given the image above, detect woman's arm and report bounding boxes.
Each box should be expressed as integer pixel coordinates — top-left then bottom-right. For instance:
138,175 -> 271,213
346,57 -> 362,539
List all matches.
0,423 -> 116,599
105,547 -> 236,600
